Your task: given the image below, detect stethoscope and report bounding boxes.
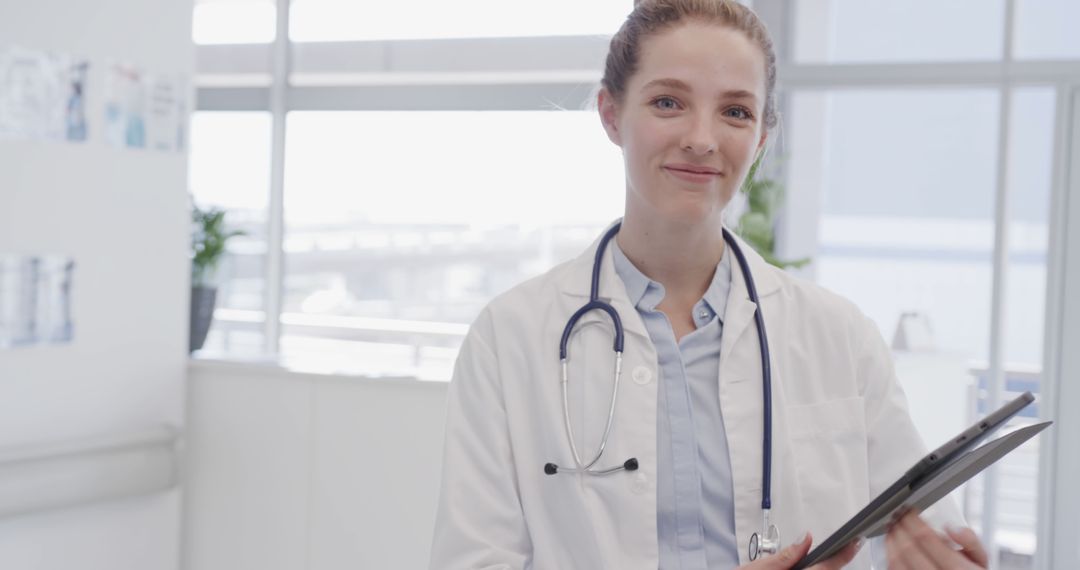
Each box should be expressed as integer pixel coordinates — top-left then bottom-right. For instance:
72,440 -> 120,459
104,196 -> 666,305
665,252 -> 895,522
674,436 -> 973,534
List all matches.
542,221 -> 780,561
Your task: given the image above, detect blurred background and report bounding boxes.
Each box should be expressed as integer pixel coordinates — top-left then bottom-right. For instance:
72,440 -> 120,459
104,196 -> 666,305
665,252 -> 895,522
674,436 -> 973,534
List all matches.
2,0 -> 1080,568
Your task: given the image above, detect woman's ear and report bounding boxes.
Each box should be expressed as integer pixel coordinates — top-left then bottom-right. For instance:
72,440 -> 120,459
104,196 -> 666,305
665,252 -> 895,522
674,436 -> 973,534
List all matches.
597,88 -> 623,147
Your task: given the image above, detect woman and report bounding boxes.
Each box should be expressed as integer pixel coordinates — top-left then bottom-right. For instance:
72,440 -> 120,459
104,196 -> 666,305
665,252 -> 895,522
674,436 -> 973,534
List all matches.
431,1 -> 988,568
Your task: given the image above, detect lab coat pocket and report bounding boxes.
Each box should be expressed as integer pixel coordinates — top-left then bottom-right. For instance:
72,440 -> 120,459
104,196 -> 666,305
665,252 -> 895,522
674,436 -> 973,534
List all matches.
786,397 -> 870,542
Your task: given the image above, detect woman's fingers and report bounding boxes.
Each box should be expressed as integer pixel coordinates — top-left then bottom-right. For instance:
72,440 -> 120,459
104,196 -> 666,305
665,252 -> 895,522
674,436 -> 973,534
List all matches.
737,532 -> 812,569
886,516 -> 938,570
946,525 -> 989,568
766,532 -> 814,569
887,510 -> 982,569
810,538 -> 862,570
734,531 -> 865,570
902,511 -> 961,568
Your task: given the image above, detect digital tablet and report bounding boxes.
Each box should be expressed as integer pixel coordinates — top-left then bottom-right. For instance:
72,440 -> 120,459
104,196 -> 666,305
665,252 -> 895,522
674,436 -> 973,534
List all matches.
792,391 -> 1051,569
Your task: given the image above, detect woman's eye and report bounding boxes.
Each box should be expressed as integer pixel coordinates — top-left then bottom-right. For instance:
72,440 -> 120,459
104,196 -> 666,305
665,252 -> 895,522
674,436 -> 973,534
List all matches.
652,97 -> 679,111
725,107 -> 753,121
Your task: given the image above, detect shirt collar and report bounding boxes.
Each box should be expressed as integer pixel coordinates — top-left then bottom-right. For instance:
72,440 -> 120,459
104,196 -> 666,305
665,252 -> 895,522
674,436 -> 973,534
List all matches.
703,245 -> 733,323
610,238 -> 652,308
610,237 -> 733,319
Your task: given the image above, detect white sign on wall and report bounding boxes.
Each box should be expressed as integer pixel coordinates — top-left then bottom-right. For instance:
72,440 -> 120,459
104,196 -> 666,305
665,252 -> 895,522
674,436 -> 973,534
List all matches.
104,62 -> 146,149
0,46 -> 89,143
146,73 -> 186,152
101,62 -> 188,152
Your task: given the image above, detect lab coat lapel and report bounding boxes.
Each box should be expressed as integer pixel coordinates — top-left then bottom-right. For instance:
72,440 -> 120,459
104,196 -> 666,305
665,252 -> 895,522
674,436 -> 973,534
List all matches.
720,231 -> 782,357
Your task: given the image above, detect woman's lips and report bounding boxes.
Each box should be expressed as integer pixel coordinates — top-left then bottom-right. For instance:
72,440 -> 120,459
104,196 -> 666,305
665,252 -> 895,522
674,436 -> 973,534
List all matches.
663,165 -> 721,184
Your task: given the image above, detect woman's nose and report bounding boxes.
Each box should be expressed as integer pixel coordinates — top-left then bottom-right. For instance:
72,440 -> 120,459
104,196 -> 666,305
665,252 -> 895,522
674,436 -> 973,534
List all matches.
680,114 -> 717,155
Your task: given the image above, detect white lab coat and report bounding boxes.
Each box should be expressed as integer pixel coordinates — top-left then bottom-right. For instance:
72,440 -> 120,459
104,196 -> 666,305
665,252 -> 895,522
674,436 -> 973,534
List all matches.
430,223 -> 963,570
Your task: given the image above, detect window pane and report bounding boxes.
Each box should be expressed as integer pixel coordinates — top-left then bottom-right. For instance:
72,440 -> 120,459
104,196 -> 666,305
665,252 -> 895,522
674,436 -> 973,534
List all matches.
807,88 -> 1000,381
1014,0 -> 1080,60
793,0 -> 1004,63
193,0 -> 276,45
788,87 -> 1057,567
1003,88 -> 1053,368
789,85 -> 998,539
281,111 -> 623,379
188,112 -> 273,356
289,0 -> 632,42
962,88 -> 1056,570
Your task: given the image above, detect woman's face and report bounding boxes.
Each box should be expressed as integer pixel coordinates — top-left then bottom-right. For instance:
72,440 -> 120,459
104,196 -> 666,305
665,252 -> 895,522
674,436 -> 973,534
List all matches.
600,21 -> 768,227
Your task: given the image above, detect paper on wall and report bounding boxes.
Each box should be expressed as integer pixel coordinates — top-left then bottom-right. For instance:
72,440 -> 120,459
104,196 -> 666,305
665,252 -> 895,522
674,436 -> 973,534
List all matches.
104,62 -> 147,149
0,255 -> 75,350
146,73 -> 188,152
0,46 -> 86,142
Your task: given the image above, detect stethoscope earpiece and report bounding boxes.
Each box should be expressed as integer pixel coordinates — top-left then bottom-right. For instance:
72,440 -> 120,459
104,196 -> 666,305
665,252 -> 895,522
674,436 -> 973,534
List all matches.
542,457 -> 638,476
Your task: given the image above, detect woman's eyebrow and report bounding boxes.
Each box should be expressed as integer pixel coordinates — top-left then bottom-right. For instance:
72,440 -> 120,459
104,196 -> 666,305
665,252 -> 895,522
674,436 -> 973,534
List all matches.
641,77 -> 692,92
722,89 -> 759,104
640,78 -> 759,103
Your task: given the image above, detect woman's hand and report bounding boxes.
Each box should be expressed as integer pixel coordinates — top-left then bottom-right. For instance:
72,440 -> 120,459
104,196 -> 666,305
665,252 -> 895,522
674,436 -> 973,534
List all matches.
885,510 -> 989,569
737,532 -> 861,570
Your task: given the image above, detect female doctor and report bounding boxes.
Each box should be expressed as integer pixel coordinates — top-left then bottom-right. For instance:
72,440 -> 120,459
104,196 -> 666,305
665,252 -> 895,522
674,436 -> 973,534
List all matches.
430,1 -> 989,568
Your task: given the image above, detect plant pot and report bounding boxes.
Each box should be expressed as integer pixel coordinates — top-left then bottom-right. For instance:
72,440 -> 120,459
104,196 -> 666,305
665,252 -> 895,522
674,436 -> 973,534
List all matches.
189,285 -> 218,353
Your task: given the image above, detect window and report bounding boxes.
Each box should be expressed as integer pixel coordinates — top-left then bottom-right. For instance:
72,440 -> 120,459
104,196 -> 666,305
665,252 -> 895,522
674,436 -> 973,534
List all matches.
188,111 -> 273,356
1014,0 -> 1080,60
783,83 -> 1056,569
193,0 -> 276,45
280,110 -> 623,377
962,87 -> 1056,560
289,0 -> 632,42
793,0 -> 1005,63
793,88 -> 1000,358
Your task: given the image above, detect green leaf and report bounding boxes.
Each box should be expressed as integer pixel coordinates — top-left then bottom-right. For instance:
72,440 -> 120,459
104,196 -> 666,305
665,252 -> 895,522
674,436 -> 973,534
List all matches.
190,200 -> 246,285
734,154 -> 813,270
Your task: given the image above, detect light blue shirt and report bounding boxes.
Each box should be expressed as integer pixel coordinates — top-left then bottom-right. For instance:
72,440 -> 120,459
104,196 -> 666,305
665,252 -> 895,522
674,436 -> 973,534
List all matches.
611,239 -> 739,570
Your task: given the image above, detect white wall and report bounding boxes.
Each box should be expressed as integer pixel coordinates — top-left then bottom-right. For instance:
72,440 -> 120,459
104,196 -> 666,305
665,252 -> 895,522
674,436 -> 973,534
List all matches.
0,0 -> 192,568
185,361 -> 447,570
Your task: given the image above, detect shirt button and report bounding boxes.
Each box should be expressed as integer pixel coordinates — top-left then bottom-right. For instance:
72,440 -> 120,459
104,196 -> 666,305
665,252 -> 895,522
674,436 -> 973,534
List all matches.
631,472 -> 649,494
699,309 -> 710,319
631,366 -> 653,385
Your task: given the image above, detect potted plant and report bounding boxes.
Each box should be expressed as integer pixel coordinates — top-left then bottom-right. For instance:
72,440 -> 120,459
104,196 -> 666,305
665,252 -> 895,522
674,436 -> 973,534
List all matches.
189,202 -> 244,353
735,156 -> 811,270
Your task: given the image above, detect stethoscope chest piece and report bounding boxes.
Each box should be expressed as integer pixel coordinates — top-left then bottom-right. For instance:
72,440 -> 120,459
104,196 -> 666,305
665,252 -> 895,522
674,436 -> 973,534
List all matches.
749,516 -> 780,561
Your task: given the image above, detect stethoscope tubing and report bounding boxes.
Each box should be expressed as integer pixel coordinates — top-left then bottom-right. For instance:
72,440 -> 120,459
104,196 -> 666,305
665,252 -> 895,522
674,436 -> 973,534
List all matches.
723,226 -> 773,511
559,352 -> 624,472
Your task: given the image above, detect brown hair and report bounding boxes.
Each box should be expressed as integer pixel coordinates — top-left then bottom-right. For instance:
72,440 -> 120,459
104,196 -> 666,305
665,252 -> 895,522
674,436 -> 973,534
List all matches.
601,0 -> 779,130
